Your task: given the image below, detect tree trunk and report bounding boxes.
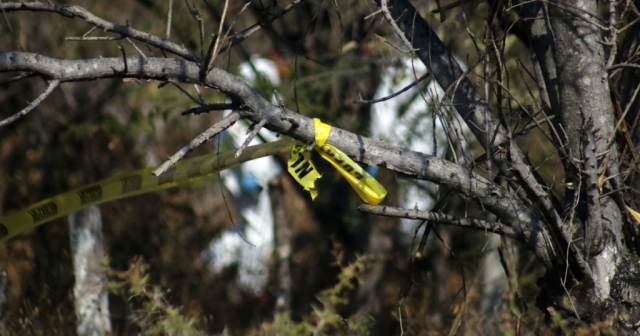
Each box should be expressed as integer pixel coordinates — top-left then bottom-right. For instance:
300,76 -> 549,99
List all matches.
69,206 -> 111,336
377,0 -> 640,330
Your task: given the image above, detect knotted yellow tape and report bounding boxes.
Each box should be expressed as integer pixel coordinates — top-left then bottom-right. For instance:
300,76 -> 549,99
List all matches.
287,142 -> 320,200
287,119 -> 387,205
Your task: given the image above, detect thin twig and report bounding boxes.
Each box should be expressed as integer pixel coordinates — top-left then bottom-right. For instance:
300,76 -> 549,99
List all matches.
126,38 -> 146,57
605,0 -> 617,69
1,2 -> 199,62
431,0 -> 465,14
82,26 -> 97,37
216,0 -> 304,55
0,0 -> 24,51
193,84 -> 204,104
165,0 -> 173,40
181,103 -> 238,115
357,205 -> 517,237
399,220 -> 431,304
364,9 -> 382,20
294,67 -> 369,88
607,63 -> 640,71
220,2 -> 252,51
0,79 -> 61,128
0,72 -> 37,86
185,0 -> 205,58
208,0 -> 229,72
66,35 -> 124,41
380,0 -> 419,54
374,34 -> 416,54
607,80 -> 640,147
515,115 -> 556,135
118,45 -> 127,73
169,81 -> 201,105
354,73 -> 431,104
235,119 -> 267,158
617,16 -> 640,34
200,33 -> 217,79
152,111 -> 241,176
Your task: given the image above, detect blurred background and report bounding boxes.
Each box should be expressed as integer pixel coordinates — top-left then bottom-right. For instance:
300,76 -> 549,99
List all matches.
0,0 -> 560,334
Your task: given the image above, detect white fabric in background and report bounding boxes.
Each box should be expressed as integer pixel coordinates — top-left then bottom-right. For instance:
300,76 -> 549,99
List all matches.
370,57 -> 471,239
200,56 -> 281,295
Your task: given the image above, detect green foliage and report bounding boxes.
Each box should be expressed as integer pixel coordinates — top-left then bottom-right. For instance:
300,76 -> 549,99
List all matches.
260,243 -> 378,336
109,257 -> 204,336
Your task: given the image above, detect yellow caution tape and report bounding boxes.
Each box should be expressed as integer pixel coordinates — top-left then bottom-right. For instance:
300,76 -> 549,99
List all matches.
287,142 -> 321,200
0,139 -> 296,243
0,120 -> 387,243
286,119 -> 387,206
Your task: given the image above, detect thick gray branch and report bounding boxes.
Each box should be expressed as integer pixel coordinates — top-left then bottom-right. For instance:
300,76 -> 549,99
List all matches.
0,51 -> 553,268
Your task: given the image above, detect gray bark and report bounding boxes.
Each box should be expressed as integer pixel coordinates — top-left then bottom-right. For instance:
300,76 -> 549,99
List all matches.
69,206 -> 111,336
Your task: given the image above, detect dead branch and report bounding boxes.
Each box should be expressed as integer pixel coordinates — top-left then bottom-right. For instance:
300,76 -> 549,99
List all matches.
235,119 -> 267,158
181,103 -> 238,115
216,0 -> 304,55
0,72 -> 36,86
152,111 -> 240,176
0,2 -> 199,62
0,78 -> 60,128
377,0 -> 565,269
354,72 -> 431,105
357,205 -> 518,237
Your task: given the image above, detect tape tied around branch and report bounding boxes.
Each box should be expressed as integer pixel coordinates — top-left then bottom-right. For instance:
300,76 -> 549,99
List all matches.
287,118 -> 387,205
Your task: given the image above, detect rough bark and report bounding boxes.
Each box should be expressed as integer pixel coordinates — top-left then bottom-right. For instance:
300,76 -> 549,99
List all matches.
376,0 -> 640,330
69,206 -> 111,336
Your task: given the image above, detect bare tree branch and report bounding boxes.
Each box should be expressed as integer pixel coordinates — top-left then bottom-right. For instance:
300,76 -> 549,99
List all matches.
216,0 -> 304,55
0,71 -> 36,86
181,103 -> 238,115
377,0 -> 565,267
235,119 -> 267,158
0,2 -> 199,62
357,205 -> 518,237
152,111 -> 240,176
0,78 -> 60,128
354,72 -> 431,105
